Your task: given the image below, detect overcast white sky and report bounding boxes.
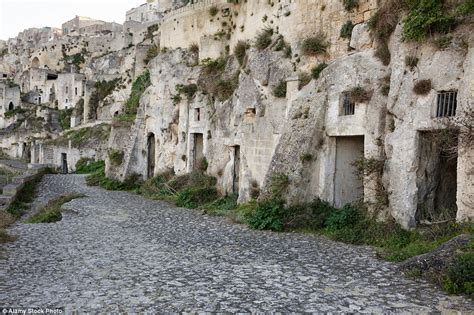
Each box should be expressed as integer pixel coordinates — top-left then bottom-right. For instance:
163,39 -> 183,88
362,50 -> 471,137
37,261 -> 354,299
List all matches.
0,0 -> 145,40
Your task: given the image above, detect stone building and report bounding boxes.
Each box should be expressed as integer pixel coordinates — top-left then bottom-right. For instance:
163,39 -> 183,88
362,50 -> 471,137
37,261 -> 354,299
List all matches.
0,81 -> 21,128
62,16 -> 106,36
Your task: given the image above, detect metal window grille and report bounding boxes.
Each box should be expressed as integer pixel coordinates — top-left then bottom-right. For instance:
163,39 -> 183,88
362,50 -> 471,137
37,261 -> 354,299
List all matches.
342,93 -> 355,116
436,91 -> 457,117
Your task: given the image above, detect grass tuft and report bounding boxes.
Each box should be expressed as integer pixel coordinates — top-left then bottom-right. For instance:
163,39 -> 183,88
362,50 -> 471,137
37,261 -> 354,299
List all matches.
26,194 -> 84,224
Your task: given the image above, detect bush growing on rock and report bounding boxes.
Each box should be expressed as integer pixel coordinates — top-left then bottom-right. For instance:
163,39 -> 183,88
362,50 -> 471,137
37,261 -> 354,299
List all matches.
254,27 -> 274,50
311,63 -> 328,80
75,158 -> 104,174
349,86 -> 373,103
340,21 -> 355,39
301,33 -> 329,56
272,81 -> 287,98
234,40 -> 249,65
413,79 -> 432,95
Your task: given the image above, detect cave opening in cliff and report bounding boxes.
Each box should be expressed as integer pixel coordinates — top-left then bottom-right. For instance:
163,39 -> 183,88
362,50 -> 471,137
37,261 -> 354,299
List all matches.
416,130 -> 458,223
147,133 -> 156,179
333,136 -> 364,208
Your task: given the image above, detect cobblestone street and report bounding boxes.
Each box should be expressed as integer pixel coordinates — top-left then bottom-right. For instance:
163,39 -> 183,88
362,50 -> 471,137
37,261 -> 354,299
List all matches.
0,175 -> 473,312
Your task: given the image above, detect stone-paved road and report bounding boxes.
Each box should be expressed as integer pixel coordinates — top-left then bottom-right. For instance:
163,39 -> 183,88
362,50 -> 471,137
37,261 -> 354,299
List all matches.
1,175 -> 473,313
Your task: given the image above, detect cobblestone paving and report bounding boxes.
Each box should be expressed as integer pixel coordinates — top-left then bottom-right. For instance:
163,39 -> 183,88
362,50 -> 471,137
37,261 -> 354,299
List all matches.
1,175 -> 473,313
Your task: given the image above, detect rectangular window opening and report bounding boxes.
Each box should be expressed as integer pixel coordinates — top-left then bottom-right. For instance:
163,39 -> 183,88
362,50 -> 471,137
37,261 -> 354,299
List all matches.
341,93 -> 355,116
436,91 -> 457,118
195,108 -> 201,121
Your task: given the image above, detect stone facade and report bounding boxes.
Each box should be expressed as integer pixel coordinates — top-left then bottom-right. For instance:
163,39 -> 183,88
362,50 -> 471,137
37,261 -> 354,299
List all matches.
0,81 -> 21,128
0,0 -> 472,229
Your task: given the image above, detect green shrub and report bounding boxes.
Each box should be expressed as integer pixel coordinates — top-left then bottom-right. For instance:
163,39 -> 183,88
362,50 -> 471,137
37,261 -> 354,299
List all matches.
325,204 -> 360,231
7,175 -> 43,218
247,199 -> 286,231
444,252 -> 474,295
413,79 -> 432,95
26,194 -> 83,224
175,83 -> 198,100
176,186 -> 219,209
86,164 -> 140,191
285,199 -> 336,231
234,40 -> 249,65
48,124 -> 110,148
216,75 -> 239,100
88,78 -> 120,120
340,21 -> 355,39
201,57 -> 227,74
144,45 -> 159,64
311,62 -> 328,80
140,170 -> 175,199
203,194 -> 238,216
403,0 -> 456,42
270,173 -> 289,197
58,108 -> 73,130
301,33 -> 329,56
168,171 -> 217,192
75,159 -> 105,174
367,1 -> 406,42
255,27 -> 274,50
108,149 -> 124,166
4,107 -> 27,119
457,0 -> 474,15
272,81 -> 287,98
124,70 -> 151,118
232,200 -> 258,224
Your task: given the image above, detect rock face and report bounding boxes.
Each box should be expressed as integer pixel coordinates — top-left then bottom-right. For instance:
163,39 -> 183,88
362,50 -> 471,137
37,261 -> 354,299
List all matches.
0,0 -> 473,229
399,234 -> 471,274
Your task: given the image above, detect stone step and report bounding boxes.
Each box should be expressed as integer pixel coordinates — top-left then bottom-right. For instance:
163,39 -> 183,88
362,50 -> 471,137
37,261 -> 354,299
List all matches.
12,173 -> 37,185
0,194 -> 14,206
2,183 -> 23,197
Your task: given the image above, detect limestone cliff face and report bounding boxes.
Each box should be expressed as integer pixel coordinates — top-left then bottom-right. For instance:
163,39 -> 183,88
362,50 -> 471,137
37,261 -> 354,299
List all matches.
0,0 -> 473,229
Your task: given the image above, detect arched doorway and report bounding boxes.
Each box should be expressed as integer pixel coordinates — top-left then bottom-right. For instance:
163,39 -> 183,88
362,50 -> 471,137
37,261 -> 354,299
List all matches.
8,102 -> 14,111
147,133 -> 156,179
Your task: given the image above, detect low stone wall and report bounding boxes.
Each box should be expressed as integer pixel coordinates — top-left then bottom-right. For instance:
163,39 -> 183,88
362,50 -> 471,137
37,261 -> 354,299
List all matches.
0,166 -> 46,211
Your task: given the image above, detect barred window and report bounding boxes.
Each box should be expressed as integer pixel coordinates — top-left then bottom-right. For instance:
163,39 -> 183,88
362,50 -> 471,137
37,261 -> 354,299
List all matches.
341,93 -> 355,116
436,91 -> 457,117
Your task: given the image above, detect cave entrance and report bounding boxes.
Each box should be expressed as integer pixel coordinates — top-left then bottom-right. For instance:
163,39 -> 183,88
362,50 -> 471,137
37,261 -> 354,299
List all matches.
192,133 -> 204,170
8,102 -> 14,111
147,133 -> 156,179
233,145 -> 241,196
334,136 -> 365,208
61,153 -> 68,174
416,130 -> 458,223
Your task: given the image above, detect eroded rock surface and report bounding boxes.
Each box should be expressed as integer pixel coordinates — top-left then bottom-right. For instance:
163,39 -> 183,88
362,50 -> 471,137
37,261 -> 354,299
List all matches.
0,175 -> 473,312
